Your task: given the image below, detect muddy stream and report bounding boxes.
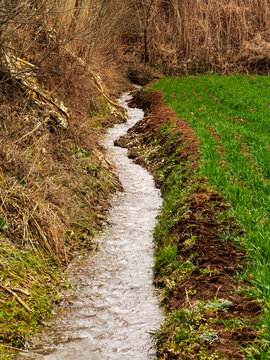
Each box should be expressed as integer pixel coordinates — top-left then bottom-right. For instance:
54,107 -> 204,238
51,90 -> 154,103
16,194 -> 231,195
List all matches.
23,93 -> 163,359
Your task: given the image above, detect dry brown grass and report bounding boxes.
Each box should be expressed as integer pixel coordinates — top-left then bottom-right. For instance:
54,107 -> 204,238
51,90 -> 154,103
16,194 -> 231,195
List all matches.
1,0 -> 270,79
0,16 -> 127,346
123,0 -> 270,74
0,85 -> 121,265
0,55 -> 124,347
0,1 -> 129,268
0,1 -> 131,352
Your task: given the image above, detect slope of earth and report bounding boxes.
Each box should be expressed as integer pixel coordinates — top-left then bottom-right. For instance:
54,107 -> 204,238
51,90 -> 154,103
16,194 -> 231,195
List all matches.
0,49 -> 129,358
116,76 -> 270,359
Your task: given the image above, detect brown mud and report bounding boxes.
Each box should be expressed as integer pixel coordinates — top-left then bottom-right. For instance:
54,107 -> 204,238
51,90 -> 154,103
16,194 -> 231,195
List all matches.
116,91 -> 261,359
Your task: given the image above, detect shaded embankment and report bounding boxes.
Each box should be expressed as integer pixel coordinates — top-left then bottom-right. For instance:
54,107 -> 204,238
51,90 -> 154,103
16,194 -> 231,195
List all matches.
0,49 -> 127,358
117,91 -> 261,359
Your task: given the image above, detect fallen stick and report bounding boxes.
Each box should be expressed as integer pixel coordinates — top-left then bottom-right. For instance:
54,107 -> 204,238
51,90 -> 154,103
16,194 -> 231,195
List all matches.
0,343 -> 31,353
14,122 -> 43,144
0,284 -> 33,313
12,288 -> 30,296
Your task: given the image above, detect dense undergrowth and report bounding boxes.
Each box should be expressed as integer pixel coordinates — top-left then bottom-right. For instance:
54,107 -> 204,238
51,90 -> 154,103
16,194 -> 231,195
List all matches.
0,2 -> 132,358
0,35 -> 129,360
0,94 -> 124,359
118,77 -> 269,359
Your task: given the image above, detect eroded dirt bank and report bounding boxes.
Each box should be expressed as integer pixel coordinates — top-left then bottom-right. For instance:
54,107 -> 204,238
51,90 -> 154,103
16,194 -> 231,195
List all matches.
116,91 -> 261,359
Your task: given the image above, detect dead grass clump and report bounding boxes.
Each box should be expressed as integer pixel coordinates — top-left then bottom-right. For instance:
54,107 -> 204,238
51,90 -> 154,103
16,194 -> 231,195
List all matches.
236,30 -> 270,73
0,0 -> 129,351
0,89 -> 120,263
0,51 -> 124,348
0,74 -> 123,344
0,0 -> 130,273
123,0 -> 270,74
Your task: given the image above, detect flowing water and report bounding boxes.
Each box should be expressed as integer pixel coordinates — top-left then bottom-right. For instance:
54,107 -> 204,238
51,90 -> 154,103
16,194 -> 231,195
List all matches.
23,93 -> 163,360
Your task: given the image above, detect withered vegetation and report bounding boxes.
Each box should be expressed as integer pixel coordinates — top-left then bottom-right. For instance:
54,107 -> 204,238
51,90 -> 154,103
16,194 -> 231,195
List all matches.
0,2 -> 129,355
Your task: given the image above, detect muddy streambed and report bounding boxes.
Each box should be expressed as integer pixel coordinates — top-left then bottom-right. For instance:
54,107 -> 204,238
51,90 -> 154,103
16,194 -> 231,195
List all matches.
22,93 -> 163,360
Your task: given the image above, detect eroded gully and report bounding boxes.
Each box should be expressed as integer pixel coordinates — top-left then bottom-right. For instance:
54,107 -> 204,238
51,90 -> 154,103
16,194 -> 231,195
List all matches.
22,92 -> 163,360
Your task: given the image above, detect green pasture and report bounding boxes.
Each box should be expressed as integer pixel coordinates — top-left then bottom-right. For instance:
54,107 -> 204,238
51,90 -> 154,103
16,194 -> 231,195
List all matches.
153,75 -> 270,357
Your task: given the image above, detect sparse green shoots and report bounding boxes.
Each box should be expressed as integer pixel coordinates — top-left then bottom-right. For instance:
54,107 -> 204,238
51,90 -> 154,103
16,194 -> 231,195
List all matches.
0,216 -> 7,231
203,299 -> 233,312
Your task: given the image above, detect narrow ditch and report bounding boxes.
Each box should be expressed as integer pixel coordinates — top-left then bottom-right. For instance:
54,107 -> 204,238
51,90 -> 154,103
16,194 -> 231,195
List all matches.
22,92 -> 163,360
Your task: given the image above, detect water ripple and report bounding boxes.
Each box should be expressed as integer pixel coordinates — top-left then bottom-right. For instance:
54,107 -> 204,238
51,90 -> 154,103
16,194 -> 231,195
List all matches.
23,92 -> 163,360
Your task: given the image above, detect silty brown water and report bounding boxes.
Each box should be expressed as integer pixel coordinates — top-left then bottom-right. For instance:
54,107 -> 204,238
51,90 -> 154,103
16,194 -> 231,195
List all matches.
22,92 -> 163,360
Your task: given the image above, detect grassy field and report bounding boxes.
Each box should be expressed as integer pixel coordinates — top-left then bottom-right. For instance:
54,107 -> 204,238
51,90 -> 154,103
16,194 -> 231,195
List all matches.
152,75 -> 270,358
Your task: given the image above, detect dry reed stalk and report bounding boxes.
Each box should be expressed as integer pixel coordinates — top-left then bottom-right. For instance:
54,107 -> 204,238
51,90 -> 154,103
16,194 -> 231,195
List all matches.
123,0 -> 270,73
0,284 -> 33,313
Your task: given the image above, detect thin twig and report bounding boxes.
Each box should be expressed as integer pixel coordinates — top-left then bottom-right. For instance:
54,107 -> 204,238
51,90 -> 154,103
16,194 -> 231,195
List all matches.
14,121 -> 43,144
0,343 -> 31,353
12,288 -> 30,296
185,287 -> 192,307
215,285 -> 222,298
0,284 -> 33,313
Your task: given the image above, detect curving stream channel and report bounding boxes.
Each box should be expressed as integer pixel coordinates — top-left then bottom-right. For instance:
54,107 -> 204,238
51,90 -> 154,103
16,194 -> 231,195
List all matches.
23,92 -> 163,360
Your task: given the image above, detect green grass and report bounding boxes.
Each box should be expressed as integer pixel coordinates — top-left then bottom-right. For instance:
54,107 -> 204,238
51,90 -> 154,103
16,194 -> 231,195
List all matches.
0,238 -> 64,349
153,306 -> 223,360
153,75 -> 270,357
